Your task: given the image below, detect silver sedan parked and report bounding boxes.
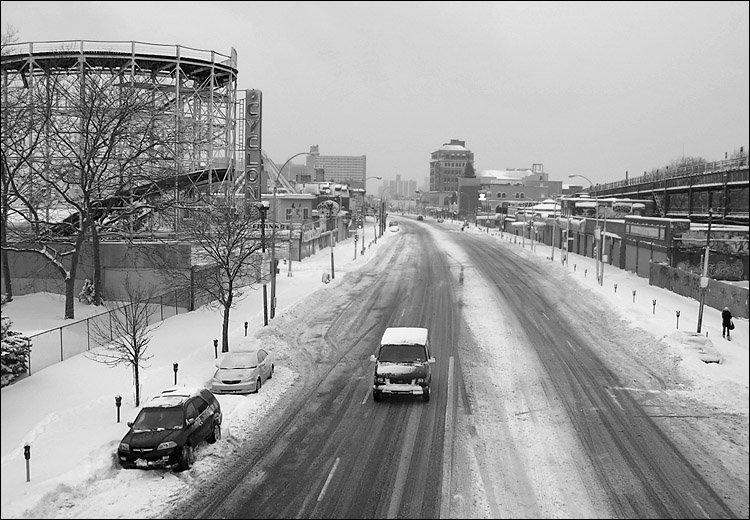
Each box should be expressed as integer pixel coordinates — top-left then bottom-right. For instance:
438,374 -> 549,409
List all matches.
210,349 -> 275,394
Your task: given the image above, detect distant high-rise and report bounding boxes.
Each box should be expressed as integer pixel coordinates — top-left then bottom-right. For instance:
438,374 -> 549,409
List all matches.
430,139 -> 475,192
305,145 -> 367,186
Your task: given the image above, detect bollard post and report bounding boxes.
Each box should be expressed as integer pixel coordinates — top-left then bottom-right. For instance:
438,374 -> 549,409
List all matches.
574,264 -> 577,272
213,339 -> 218,359
652,299 -> 656,314
24,444 -> 30,482
614,283 -> 617,293
584,269 -> 587,278
173,363 -> 178,385
676,310 -> 681,329
115,395 -> 122,423
244,322 -> 248,337
632,290 -> 636,303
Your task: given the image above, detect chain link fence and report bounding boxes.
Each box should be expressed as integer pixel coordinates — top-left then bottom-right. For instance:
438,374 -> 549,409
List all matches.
26,290 -> 186,376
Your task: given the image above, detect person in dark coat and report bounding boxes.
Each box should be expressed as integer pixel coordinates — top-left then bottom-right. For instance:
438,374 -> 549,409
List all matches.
721,306 -> 733,340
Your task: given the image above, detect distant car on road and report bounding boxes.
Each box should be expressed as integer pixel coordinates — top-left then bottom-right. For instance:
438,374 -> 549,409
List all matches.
210,349 -> 275,395
416,215 -> 424,221
389,220 -> 400,232
437,218 -> 444,223
117,386 -> 222,472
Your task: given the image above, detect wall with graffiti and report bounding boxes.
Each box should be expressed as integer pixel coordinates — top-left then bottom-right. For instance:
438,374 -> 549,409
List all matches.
672,228 -> 749,281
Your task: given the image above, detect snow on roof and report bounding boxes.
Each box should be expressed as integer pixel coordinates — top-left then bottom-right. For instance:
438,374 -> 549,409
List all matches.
479,169 -> 531,181
440,144 -> 468,151
146,385 -> 208,407
380,327 -> 429,346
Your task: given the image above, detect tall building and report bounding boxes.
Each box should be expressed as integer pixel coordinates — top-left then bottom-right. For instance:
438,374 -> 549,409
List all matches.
305,145 -> 367,186
430,139 -> 475,192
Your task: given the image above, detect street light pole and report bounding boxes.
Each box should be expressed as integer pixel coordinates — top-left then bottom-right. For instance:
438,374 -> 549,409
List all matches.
569,174 -> 601,285
268,152 -> 309,320
254,202 -> 270,326
696,209 -> 713,333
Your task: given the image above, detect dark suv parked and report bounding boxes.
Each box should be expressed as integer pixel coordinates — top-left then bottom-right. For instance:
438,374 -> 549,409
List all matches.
117,386 -> 222,471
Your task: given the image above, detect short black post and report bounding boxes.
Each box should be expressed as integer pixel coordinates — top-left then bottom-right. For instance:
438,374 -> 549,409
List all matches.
652,299 -> 657,314
632,290 -> 636,303
173,363 -> 178,385
676,310 -> 681,329
614,283 -> 617,293
24,444 -> 30,482
213,339 -> 218,359
244,322 -> 248,337
115,395 -> 122,423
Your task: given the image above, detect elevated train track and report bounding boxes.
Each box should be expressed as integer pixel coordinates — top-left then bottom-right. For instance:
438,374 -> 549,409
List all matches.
593,157 -> 749,226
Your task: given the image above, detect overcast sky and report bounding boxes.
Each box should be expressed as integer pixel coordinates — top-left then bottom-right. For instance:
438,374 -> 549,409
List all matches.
2,1 -> 748,188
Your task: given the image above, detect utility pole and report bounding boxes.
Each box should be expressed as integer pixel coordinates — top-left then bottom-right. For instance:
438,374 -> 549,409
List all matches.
257,203 -> 269,326
696,209 -> 713,333
600,201 -> 607,286
270,185 -> 277,319
550,198 -> 557,262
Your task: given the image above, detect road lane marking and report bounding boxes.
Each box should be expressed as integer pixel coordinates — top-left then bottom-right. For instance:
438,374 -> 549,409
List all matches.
440,356 -> 456,519
317,457 -> 340,502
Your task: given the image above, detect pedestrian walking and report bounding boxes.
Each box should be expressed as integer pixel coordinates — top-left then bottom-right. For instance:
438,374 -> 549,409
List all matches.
721,306 -> 734,341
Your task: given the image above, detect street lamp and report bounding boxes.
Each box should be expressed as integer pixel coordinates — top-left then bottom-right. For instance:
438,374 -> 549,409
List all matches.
378,186 -> 393,237
569,174 -> 604,286
363,176 -> 382,245
253,200 -> 270,326
269,152 -> 309,319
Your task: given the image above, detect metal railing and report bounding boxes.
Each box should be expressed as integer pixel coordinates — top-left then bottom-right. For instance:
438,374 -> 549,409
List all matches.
598,156 -> 748,192
25,290 -> 186,376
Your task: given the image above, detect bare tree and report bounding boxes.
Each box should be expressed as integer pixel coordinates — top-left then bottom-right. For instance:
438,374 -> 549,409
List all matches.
86,276 -> 159,407
2,58 -> 181,318
152,198 -> 268,353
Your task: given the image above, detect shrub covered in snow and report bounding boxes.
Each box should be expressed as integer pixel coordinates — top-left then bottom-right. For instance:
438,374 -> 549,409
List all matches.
1,296 -> 31,387
78,278 -> 96,305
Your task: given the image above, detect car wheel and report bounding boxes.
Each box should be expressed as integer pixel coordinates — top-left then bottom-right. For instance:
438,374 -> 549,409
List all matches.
422,386 -> 430,402
373,390 -> 381,402
254,377 -> 262,393
208,421 -> 221,444
268,364 -> 274,379
177,445 -> 193,472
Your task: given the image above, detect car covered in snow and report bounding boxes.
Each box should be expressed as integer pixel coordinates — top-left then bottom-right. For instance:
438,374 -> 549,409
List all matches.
117,386 -> 222,471
210,349 -> 275,395
370,327 -> 436,402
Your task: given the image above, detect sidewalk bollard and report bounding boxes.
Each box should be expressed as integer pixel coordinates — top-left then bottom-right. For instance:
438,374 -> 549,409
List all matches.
584,269 -> 587,278
614,283 -> 617,293
574,264 -> 576,272
652,299 -> 657,314
676,310 -> 680,329
24,444 -> 30,482
115,395 -> 122,423
244,321 -> 248,337
632,290 -> 636,303
173,363 -> 178,385
213,339 -> 218,359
